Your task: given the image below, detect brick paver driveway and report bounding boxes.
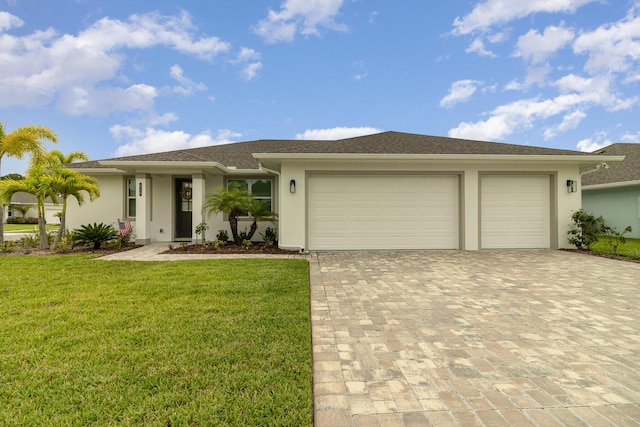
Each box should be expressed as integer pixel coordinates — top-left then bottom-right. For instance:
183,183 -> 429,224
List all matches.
309,250 -> 640,426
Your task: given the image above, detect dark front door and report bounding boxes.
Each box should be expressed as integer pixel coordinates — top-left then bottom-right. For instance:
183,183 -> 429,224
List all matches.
175,178 -> 193,240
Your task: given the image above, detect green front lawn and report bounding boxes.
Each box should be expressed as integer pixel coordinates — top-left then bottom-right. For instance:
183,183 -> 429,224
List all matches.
3,223 -> 59,232
0,257 -> 312,426
591,236 -> 640,259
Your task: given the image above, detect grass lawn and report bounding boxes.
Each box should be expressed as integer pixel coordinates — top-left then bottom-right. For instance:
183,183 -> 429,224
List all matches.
0,256 -> 311,426
591,236 -> 640,259
3,224 -> 59,232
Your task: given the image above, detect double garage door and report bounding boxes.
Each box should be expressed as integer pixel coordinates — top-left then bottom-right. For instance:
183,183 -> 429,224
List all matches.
308,174 -> 460,250
307,174 -> 551,250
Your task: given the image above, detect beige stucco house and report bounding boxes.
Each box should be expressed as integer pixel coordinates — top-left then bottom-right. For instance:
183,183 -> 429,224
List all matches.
66,131 -> 622,250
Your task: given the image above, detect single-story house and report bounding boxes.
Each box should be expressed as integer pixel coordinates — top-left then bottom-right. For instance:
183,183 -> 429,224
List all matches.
582,143 -> 640,238
2,192 -> 60,225
66,131 -> 623,250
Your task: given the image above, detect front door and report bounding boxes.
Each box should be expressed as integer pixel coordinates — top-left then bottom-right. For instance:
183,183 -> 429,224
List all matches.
175,178 -> 193,240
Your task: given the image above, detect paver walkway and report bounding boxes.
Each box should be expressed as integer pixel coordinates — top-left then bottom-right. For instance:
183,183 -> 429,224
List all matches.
97,243 -> 303,261
309,250 -> 640,426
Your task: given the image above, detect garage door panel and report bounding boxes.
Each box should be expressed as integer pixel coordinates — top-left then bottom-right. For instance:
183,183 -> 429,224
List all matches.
308,175 -> 459,250
481,175 -> 550,249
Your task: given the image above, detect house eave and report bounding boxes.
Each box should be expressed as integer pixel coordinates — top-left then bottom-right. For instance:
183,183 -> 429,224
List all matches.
97,160 -> 265,175
582,180 -> 640,191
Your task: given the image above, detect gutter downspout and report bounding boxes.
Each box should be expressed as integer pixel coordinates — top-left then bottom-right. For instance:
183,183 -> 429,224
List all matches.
580,162 -> 609,176
258,163 -> 303,253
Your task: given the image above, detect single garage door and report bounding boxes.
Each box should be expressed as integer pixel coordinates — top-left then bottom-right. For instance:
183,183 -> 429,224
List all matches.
481,175 -> 550,249
308,174 -> 459,250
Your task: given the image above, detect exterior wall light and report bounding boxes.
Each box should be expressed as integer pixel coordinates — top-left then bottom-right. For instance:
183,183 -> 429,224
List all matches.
566,179 -> 577,193
289,179 -> 296,193
139,182 -> 143,196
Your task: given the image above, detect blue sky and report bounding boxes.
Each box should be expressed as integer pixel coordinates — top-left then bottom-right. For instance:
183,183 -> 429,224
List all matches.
1,0 -> 639,174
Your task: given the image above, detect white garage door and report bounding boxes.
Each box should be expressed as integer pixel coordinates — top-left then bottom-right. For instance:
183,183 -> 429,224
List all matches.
481,175 -> 550,249
308,174 -> 459,250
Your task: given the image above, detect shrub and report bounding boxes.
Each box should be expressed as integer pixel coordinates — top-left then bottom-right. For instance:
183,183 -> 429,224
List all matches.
567,209 -> 603,249
216,229 -> 229,243
73,223 -> 118,250
261,227 -> 277,246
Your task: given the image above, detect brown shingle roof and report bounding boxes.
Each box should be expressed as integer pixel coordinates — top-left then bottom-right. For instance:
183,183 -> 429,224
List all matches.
265,131 -> 590,155
68,131 -> 595,171
582,143 -> 640,186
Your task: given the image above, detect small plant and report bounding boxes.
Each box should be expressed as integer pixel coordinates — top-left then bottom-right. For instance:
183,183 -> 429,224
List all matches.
600,224 -> 632,254
238,228 -> 250,242
17,233 -> 39,249
195,222 -> 210,245
73,223 -> 119,250
242,239 -> 252,250
261,227 -> 277,246
213,240 -> 222,250
216,229 -> 229,243
53,230 -> 76,253
1,241 -> 15,253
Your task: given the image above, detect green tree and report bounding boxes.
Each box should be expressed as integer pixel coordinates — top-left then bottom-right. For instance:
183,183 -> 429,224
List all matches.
203,185 -> 252,245
245,199 -> 277,241
48,167 -> 100,248
46,149 -> 89,167
1,173 -> 24,181
40,149 -> 97,248
0,166 -> 58,249
10,204 -> 34,219
0,122 -> 57,244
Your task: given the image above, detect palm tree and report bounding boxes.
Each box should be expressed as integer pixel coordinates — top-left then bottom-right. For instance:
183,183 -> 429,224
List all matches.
46,149 -> 89,167
245,199 -> 277,241
0,122 -> 57,244
203,185 -> 252,245
0,166 -> 58,250
48,167 -> 99,248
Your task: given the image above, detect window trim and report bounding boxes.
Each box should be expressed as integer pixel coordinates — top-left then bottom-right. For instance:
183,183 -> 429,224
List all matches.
125,177 -> 136,219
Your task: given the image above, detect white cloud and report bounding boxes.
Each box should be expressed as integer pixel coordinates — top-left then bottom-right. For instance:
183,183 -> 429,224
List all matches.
0,11 -> 229,114
449,94 -> 589,141
514,24 -> 574,64
450,68 -> 639,142
0,11 -> 23,31
452,0 -> 597,35
621,131 -> 640,142
57,84 -> 158,116
232,47 -> 263,80
465,37 -> 497,57
440,80 -> 481,108
543,109 -> 586,139
168,64 -> 207,95
295,126 -> 382,140
573,6 -> 640,77
240,62 -> 263,80
111,126 -> 242,156
253,0 -> 348,43
576,131 -> 612,152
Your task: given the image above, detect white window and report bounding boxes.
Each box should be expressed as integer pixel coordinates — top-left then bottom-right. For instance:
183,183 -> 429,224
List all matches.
126,178 -> 136,218
227,178 -> 273,216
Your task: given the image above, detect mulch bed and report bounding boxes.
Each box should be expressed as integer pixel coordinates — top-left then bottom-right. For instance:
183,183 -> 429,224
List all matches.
560,248 -> 640,264
162,242 -> 294,255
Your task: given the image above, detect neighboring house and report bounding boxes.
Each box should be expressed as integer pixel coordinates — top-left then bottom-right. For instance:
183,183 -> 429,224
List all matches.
66,131 -> 622,250
582,143 -> 640,238
2,192 -> 60,225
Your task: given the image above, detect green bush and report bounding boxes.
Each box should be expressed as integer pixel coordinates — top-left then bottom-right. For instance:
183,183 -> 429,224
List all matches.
568,209 -> 632,253
567,209 -> 603,249
73,223 -> 118,250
